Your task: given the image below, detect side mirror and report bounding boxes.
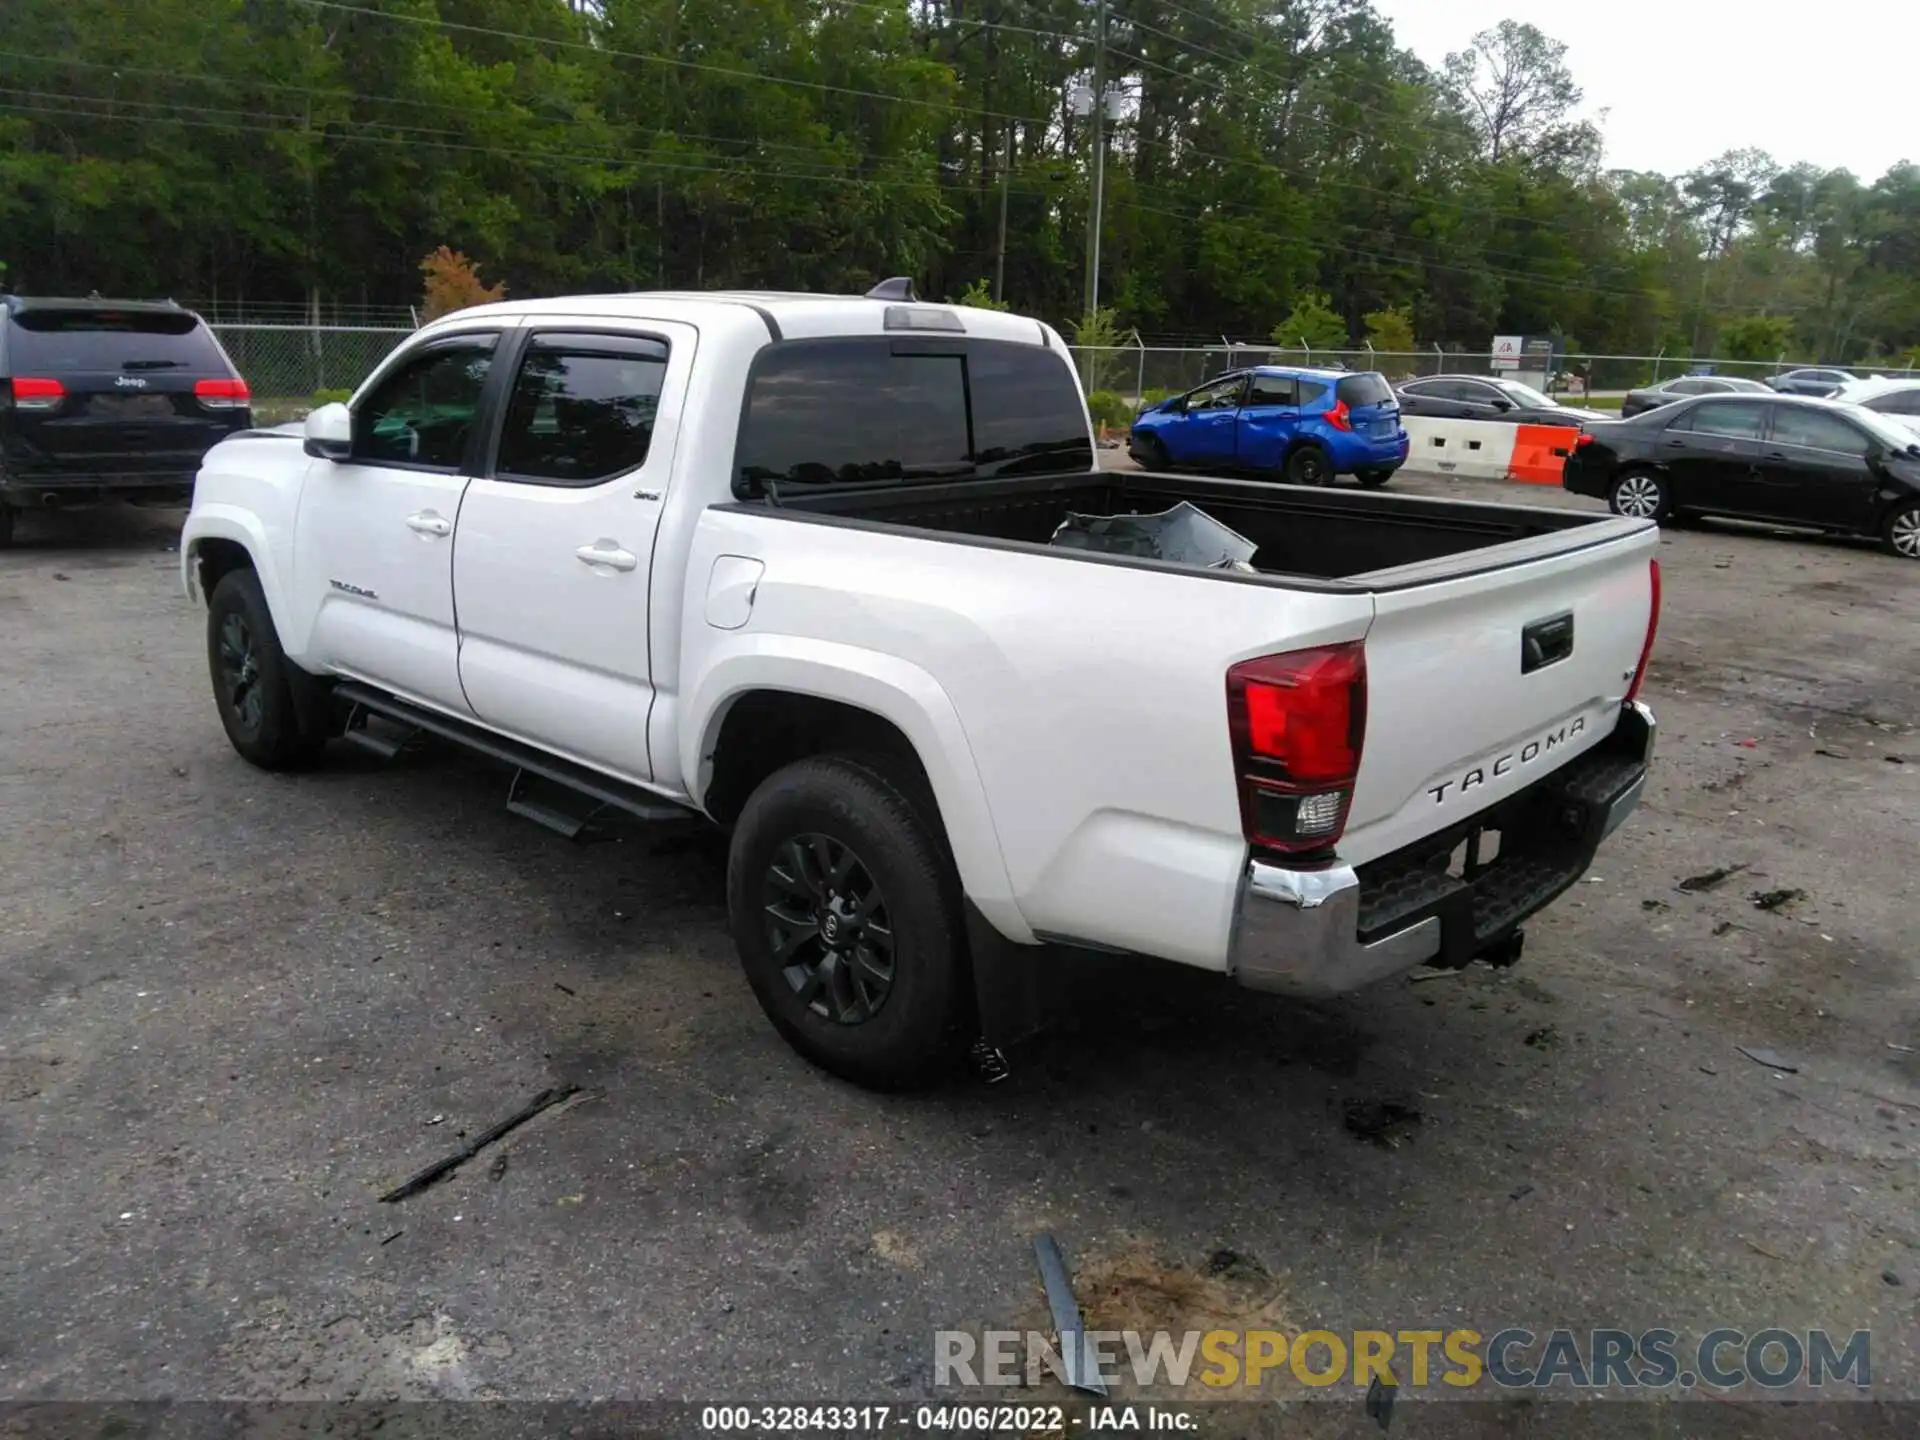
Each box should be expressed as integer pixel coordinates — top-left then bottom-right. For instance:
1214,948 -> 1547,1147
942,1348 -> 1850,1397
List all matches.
1491,398 -> 1513,412
303,402 -> 353,461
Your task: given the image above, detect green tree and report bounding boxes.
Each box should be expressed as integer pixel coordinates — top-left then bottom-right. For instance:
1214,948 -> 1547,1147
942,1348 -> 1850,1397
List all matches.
1719,315 -> 1795,361
1364,305 -> 1417,352
1272,291 -> 1349,350
952,278 -> 1008,311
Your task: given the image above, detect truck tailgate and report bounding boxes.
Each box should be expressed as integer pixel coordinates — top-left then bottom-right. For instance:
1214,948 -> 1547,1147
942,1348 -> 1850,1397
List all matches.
1343,523 -> 1660,865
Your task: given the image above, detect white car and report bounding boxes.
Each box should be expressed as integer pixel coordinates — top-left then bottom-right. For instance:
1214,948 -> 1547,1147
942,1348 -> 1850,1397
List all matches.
180,285 -> 1660,1089
1831,376 -> 1920,435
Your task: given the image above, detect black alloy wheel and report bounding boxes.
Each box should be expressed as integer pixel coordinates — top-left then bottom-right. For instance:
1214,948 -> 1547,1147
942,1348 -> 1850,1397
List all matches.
1286,445 -> 1330,486
216,610 -> 266,742
762,833 -> 897,1025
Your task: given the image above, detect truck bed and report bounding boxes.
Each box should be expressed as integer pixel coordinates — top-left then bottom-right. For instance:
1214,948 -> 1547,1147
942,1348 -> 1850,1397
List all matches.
755,467 -> 1628,588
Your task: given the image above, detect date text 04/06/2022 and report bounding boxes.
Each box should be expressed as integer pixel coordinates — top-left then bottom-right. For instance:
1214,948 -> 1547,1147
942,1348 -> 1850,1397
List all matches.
698,1404 -> 1194,1432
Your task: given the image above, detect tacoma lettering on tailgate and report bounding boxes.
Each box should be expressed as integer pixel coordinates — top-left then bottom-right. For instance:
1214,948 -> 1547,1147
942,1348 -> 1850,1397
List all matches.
1428,715 -> 1587,805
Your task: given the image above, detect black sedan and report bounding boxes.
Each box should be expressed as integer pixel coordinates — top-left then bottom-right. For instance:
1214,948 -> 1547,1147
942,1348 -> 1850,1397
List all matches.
1563,394 -> 1920,558
1393,374 -> 1583,426
1766,367 -> 1855,398
1619,374 -> 1771,418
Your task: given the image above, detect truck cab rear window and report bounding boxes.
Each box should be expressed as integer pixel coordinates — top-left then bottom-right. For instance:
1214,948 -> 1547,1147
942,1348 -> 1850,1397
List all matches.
7,308 -> 227,372
735,337 -> 1091,496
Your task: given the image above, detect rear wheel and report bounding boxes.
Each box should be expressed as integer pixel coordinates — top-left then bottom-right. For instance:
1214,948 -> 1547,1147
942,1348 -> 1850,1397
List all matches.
1285,445 -> 1331,487
207,570 -> 329,770
727,754 -> 971,1090
1355,468 -> 1396,489
1608,469 -> 1669,521
1884,500 -> 1920,559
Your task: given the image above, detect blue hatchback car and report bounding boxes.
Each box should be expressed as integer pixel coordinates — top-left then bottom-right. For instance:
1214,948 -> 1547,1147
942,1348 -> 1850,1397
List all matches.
1128,367 -> 1410,487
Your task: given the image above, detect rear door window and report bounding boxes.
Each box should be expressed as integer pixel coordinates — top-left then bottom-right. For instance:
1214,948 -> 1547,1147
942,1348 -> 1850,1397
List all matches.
1672,400 -> 1767,439
1770,407 -> 1870,456
736,337 -> 1091,495
7,308 -> 230,374
1247,374 -> 1297,406
1335,373 -> 1395,407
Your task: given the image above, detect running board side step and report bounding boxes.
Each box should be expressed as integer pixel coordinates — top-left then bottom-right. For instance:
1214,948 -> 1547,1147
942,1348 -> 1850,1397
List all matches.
330,682 -> 697,827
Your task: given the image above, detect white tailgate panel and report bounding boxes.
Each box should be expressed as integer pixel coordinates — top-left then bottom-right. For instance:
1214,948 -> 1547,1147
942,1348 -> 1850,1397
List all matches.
1344,535 -> 1656,865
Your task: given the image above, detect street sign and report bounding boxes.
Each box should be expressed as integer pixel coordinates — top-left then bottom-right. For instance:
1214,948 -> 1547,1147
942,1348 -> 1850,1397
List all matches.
1492,335 -> 1523,371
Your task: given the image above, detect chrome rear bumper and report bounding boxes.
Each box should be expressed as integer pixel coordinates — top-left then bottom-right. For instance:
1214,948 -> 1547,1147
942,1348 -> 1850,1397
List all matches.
1229,701 -> 1655,997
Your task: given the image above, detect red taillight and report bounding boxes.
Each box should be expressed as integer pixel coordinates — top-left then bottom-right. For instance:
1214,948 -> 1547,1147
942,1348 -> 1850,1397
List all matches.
1574,432 -> 1595,448
1325,398 -> 1353,431
1227,642 -> 1367,854
194,377 -> 252,410
1624,559 -> 1661,704
10,376 -> 65,410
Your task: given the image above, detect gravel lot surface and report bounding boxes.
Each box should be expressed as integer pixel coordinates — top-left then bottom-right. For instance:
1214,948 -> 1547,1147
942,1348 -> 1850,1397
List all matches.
1,475 -> 1915,1433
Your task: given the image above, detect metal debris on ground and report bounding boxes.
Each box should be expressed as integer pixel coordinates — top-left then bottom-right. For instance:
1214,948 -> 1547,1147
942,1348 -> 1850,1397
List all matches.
1032,1235 -> 1108,1397
1344,1100 -> 1422,1148
970,1038 -> 1011,1085
1677,864 -> 1746,893
1510,1183 -> 1534,1201
380,1085 -> 580,1203
1736,1046 -> 1799,1074
1750,888 -> 1806,912
1365,1371 -> 1395,1431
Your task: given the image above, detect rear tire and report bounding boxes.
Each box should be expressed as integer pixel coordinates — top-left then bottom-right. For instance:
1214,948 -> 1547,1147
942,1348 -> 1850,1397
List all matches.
1608,468 -> 1669,521
1355,468 -> 1396,489
207,569 -> 330,770
1285,445 -> 1331,487
1883,500 -> 1920,559
727,754 -> 972,1090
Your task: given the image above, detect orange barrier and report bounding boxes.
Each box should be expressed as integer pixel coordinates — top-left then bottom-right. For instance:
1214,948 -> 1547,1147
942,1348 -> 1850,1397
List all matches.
1508,424 -> 1583,485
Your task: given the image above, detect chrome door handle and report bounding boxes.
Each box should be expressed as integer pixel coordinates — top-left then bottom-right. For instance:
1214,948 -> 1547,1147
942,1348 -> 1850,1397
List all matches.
406,512 -> 452,537
575,542 -> 638,572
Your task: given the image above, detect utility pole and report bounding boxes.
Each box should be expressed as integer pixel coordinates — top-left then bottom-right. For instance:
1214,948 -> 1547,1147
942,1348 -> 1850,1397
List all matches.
994,127 -> 1013,303
1082,0 -> 1108,321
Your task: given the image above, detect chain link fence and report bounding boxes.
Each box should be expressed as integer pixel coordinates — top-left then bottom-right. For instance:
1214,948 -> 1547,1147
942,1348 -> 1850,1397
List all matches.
1073,344 -> 1920,412
211,324 -> 415,422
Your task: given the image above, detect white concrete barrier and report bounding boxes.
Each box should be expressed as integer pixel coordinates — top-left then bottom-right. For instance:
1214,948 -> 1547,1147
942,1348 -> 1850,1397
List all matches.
1400,416 -> 1518,482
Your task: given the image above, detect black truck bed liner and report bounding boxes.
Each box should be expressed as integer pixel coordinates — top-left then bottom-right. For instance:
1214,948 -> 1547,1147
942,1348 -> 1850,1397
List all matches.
749,467 -> 1614,585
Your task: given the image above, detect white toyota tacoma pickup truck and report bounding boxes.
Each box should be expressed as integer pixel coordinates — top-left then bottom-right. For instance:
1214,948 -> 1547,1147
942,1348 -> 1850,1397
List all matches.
181,283 -> 1659,1089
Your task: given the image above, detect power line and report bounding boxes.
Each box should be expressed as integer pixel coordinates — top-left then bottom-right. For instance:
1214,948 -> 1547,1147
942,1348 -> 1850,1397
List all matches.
292,0 -> 1059,130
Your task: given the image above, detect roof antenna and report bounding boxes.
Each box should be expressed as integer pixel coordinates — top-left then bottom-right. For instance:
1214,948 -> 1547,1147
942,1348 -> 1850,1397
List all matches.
865,277 -> 919,302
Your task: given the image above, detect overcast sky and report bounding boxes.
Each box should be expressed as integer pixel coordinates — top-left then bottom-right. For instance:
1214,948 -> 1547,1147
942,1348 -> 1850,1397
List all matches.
1370,0 -> 1914,181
